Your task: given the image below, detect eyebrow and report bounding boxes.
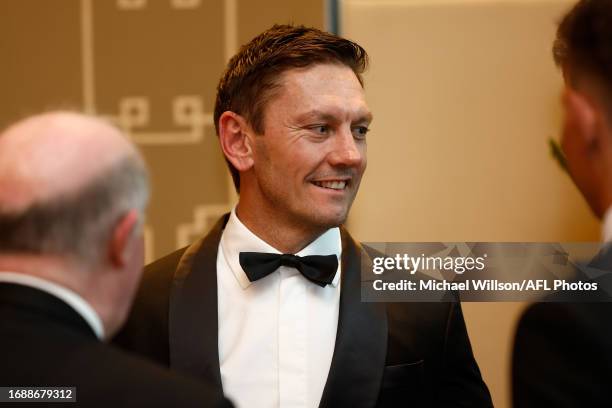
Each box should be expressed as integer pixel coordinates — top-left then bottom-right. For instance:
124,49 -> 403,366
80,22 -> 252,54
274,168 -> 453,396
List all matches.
296,109 -> 373,124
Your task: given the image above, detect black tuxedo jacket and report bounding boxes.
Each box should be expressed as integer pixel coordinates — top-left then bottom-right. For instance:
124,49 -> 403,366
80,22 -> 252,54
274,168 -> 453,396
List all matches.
115,215 -> 493,407
513,246 -> 612,408
0,282 -> 232,408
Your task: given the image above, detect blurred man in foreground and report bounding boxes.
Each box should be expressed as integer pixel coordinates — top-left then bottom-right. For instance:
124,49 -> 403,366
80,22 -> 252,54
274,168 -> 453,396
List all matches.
0,112 -> 231,407
513,1 -> 612,406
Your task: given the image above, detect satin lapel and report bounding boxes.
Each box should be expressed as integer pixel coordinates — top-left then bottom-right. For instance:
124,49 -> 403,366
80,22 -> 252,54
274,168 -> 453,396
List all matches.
169,214 -> 229,389
319,228 -> 388,408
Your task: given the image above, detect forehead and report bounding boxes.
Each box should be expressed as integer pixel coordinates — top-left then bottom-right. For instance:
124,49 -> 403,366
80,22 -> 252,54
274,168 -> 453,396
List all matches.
267,63 -> 371,120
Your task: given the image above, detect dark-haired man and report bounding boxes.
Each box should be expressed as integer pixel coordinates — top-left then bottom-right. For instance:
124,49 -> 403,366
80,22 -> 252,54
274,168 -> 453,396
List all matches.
0,112 -> 231,407
513,1 -> 612,407
116,25 -> 492,407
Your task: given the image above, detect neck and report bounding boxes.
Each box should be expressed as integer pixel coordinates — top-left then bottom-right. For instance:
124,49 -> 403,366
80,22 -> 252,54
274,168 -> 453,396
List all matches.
80,279 -> 119,340
0,254 -> 81,290
235,202 -> 325,253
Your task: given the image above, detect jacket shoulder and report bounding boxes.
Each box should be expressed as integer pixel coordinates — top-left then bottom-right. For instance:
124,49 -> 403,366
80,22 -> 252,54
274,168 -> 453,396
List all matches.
146,246 -> 189,280
137,246 -> 189,318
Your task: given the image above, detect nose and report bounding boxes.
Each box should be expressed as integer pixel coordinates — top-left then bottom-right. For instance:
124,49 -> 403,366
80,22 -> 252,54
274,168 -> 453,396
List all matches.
327,128 -> 364,168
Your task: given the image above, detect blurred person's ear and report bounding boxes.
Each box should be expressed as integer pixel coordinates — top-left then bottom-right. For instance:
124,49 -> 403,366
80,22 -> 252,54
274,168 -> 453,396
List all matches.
109,209 -> 140,268
218,111 -> 255,172
562,87 -> 597,149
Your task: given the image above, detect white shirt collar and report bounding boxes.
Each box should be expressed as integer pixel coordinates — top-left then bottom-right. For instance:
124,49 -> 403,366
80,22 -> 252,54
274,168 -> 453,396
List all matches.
603,206 -> 612,243
0,271 -> 105,340
220,208 -> 342,289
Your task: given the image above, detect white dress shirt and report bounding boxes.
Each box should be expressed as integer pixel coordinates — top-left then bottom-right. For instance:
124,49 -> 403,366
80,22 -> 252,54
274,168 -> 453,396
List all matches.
217,209 -> 342,408
0,271 -> 104,339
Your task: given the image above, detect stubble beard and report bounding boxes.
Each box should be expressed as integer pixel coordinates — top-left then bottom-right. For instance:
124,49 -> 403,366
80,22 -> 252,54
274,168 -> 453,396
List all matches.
265,182 -> 357,234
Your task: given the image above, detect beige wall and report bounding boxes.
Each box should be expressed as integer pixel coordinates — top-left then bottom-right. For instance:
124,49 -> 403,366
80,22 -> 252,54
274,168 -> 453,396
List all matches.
341,0 -> 596,407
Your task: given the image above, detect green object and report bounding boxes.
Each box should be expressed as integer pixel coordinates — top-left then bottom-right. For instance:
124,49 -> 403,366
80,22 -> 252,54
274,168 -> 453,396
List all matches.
549,138 -> 569,174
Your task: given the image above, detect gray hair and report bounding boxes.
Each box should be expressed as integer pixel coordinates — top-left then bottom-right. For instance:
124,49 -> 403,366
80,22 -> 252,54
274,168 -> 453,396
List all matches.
0,155 -> 150,266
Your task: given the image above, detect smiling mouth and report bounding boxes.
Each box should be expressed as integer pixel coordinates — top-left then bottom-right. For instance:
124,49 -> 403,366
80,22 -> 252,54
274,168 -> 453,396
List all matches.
312,180 -> 348,190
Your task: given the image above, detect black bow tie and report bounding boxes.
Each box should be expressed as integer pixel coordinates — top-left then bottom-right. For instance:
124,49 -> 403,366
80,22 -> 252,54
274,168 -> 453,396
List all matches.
239,252 -> 338,287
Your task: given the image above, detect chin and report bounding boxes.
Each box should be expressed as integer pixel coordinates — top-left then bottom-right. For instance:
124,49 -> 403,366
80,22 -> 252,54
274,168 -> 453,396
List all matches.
309,209 -> 349,229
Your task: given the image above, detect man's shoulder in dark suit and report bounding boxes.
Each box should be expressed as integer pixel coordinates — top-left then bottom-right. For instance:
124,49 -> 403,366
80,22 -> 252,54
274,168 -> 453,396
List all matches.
513,243 -> 612,407
513,301 -> 612,408
0,283 -> 230,408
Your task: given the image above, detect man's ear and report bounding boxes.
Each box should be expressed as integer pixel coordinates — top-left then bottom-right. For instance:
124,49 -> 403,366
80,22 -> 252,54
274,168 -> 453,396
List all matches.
109,209 -> 139,268
563,87 -> 598,148
218,111 -> 255,172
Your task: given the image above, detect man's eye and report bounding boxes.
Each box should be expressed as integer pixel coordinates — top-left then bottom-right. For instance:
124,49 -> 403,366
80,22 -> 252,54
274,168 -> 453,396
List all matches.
310,125 -> 329,135
352,126 -> 370,139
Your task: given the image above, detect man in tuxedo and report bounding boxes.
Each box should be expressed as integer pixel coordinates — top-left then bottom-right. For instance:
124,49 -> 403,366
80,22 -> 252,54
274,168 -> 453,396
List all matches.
115,25 -> 492,407
0,112 -> 231,407
513,1 -> 612,406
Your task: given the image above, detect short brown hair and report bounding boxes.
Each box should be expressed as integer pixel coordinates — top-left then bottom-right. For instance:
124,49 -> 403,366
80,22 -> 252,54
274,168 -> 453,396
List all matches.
553,0 -> 612,92
214,24 -> 369,191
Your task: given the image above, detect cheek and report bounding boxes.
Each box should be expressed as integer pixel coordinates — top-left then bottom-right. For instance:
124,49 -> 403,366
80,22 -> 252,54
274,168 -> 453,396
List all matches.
560,131 -> 571,158
287,147 -> 320,174
358,145 -> 367,173
560,97 -> 585,158
561,131 -> 584,171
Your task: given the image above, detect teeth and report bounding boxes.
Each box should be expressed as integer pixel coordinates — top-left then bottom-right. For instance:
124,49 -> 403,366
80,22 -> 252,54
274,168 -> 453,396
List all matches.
314,180 -> 347,190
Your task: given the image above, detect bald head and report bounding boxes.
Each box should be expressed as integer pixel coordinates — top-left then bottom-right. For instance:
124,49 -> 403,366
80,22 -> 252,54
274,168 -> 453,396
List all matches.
0,111 -> 149,265
0,111 -> 139,212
